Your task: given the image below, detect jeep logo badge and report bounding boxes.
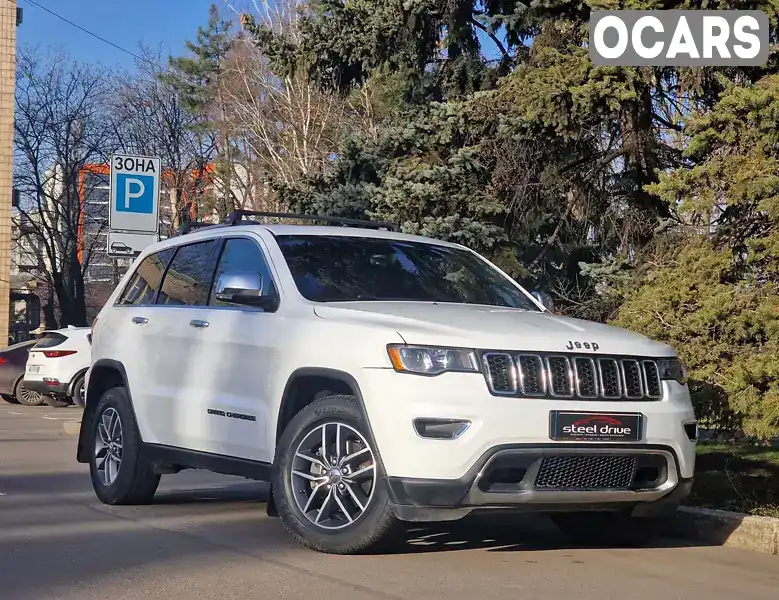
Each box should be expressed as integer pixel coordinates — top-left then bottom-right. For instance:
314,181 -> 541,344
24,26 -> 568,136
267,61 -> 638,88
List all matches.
565,340 -> 600,351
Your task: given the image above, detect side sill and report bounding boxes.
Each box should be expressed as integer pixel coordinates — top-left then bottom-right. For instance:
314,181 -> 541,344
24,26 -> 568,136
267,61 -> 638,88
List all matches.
141,443 -> 272,481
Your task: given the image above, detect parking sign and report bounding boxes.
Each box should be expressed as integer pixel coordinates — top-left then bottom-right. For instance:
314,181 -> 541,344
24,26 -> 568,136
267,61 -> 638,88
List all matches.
109,154 -> 161,235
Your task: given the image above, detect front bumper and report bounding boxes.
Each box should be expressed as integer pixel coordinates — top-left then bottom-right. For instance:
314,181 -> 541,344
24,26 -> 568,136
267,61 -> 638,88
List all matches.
360,369 -> 697,479
358,368 -> 697,520
386,443 -> 693,522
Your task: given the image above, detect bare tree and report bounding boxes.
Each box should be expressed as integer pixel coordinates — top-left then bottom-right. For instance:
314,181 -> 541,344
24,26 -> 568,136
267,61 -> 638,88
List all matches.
213,0 -> 361,207
13,46 -> 115,327
224,0 -> 306,44
219,38 -> 346,191
111,46 -> 218,233
226,0 -> 383,143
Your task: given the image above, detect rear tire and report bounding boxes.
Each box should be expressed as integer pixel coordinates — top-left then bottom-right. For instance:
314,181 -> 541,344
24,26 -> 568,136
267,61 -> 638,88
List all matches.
71,375 -> 86,409
551,511 -> 673,547
14,378 -> 45,407
273,394 -> 401,554
44,395 -> 72,408
88,386 -> 160,505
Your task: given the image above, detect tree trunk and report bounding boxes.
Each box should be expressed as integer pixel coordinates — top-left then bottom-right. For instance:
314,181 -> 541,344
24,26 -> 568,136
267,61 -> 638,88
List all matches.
53,263 -> 87,328
43,289 -> 57,330
70,247 -> 88,326
52,272 -> 73,327
620,84 -> 671,239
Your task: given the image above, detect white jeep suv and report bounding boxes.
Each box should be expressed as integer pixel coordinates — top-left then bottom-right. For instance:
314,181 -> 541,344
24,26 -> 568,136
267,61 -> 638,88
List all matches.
78,210 -> 697,554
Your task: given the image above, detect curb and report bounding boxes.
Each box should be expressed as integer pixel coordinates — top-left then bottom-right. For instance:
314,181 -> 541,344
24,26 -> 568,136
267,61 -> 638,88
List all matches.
62,420 -> 81,436
672,506 -> 779,555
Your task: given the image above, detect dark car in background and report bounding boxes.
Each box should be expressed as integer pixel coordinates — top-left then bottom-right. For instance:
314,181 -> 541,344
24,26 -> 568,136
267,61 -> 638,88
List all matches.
0,339 -> 44,406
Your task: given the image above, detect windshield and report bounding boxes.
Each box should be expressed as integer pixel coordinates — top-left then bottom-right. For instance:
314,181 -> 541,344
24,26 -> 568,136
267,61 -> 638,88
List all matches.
275,235 -> 540,310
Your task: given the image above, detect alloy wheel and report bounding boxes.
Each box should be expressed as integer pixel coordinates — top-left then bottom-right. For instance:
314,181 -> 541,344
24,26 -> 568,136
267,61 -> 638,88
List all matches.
290,421 -> 376,530
94,407 -> 123,486
19,385 -> 42,405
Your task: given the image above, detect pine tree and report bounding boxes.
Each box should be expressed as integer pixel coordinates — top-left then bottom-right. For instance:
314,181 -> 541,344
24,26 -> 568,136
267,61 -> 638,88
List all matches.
166,3 -> 234,117
165,3 -> 237,222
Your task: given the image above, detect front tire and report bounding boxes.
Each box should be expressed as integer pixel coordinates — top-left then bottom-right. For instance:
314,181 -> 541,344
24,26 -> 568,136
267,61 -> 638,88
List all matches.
273,394 -> 401,554
88,386 -> 160,505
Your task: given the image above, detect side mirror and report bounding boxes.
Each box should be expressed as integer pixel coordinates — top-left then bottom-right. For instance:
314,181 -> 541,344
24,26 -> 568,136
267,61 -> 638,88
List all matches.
215,271 -> 277,310
531,290 -> 554,313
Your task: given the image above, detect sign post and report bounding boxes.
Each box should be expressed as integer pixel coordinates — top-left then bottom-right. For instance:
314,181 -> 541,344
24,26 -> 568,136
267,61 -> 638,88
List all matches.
108,154 -> 161,258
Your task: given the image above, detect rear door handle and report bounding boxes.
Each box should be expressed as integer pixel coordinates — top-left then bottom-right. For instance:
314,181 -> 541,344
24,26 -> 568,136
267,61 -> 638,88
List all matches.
189,319 -> 209,329
131,316 -> 148,325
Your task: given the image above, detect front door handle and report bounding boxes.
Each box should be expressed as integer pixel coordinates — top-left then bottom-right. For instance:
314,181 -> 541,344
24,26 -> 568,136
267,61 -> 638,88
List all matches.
189,319 -> 209,329
131,316 -> 148,325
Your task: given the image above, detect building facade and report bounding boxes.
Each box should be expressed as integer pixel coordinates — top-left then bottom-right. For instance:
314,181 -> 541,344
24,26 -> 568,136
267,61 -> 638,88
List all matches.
0,1 -> 19,346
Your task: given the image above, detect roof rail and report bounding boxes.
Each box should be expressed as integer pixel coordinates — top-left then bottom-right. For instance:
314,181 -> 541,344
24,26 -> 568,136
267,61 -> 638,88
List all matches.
224,210 -> 401,232
176,220 -> 221,236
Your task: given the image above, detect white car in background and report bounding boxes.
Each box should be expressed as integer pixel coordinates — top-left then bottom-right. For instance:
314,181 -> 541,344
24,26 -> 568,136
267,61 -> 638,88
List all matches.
24,325 -> 91,408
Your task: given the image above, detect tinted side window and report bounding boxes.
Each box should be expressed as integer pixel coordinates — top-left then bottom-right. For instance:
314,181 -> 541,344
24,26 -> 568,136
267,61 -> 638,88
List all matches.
209,237 -> 278,308
117,248 -> 175,306
157,240 -> 218,306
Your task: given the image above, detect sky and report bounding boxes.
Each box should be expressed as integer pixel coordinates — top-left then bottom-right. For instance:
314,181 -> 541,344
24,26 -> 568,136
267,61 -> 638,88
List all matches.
16,0 -> 225,70
16,0 -> 507,70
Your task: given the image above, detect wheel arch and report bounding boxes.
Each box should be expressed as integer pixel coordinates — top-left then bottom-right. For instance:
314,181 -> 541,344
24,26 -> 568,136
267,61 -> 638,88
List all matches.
77,359 -> 136,463
275,367 -> 376,448
67,367 -> 89,397
11,373 -> 24,398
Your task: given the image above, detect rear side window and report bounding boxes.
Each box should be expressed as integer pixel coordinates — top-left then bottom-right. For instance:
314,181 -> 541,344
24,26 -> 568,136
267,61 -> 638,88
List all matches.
117,248 -> 176,306
157,240 -> 219,306
32,332 -> 67,349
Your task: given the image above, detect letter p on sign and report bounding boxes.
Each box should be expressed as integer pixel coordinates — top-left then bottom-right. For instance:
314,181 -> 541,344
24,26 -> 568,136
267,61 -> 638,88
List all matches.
116,173 -> 154,214
124,178 -> 144,208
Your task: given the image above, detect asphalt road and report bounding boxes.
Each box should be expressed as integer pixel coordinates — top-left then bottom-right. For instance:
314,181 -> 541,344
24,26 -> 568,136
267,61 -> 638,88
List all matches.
1,404 -> 777,600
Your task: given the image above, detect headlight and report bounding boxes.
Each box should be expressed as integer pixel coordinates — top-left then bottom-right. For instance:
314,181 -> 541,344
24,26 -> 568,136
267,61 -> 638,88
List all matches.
657,357 -> 688,385
387,345 -> 479,375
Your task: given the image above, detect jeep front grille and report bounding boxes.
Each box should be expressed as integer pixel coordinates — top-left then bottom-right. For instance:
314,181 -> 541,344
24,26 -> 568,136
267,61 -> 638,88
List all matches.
481,352 -> 663,400
535,455 -> 637,490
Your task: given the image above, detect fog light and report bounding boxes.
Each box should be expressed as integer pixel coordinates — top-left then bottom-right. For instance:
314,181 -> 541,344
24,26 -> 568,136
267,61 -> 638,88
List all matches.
43,378 -> 60,387
413,418 -> 471,439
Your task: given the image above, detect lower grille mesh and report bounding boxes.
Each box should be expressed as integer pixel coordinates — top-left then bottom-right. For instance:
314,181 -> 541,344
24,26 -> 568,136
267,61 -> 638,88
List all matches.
535,455 -> 637,490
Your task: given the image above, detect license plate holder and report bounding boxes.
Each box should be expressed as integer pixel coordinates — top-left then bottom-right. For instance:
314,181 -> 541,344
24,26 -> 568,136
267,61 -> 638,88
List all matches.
549,411 -> 643,442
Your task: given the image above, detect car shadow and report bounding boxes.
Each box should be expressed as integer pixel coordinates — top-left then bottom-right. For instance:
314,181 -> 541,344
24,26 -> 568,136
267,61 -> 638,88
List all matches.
382,512 -> 712,554
0,469 -> 716,556
109,477 -> 719,554
150,479 -> 269,506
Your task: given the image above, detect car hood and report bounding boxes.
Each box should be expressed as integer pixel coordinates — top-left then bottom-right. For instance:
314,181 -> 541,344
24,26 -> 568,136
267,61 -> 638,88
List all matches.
312,302 -> 674,356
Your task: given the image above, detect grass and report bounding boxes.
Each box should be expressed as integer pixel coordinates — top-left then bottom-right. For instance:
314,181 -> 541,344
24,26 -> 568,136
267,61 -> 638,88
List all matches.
689,443 -> 779,518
